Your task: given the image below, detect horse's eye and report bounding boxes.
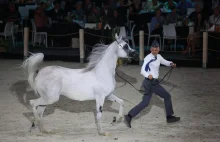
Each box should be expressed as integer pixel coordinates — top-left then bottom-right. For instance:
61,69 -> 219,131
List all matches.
123,44 -> 129,50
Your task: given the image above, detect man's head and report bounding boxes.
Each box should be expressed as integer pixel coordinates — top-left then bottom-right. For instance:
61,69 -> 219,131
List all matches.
40,2 -> 47,9
150,40 -> 160,56
168,0 -> 173,5
155,8 -> 161,17
195,3 -> 201,13
9,2 -> 15,12
213,6 -> 220,17
171,6 -> 176,13
76,1 -> 82,10
53,1 -> 61,10
152,0 -> 158,5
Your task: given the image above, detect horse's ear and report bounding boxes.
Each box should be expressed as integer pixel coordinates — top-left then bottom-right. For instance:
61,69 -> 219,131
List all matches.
115,33 -> 119,40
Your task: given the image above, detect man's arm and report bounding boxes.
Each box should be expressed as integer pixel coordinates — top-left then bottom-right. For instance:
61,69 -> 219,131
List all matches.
160,55 -> 173,66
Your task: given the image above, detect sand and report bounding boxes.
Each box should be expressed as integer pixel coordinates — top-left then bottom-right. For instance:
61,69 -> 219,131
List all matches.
0,59 -> 220,142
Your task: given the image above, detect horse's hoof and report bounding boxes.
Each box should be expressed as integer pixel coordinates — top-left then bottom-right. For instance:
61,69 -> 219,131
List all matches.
29,122 -> 37,132
112,116 -> 122,123
112,116 -> 116,123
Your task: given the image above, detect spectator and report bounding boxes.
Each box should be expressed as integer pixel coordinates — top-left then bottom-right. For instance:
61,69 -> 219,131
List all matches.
150,8 -> 165,36
177,0 -> 193,16
47,0 -> 65,23
209,6 -> 220,27
112,9 -> 125,27
100,1 -> 114,27
166,6 -> 179,24
39,2 -> 48,15
144,0 -> 162,11
183,3 -> 203,56
163,0 -> 177,12
129,0 -> 142,21
108,0 -> 117,10
6,2 -> 21,22
116,0 -> 128,24
84,0 -> 92,14
86,2 -> 100,23
34,7 -> 48,32
72,1 -> 85,21
65,0 -> 75,12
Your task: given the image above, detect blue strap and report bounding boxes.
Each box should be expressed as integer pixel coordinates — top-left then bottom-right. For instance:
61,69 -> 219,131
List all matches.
145,56 -> 157,72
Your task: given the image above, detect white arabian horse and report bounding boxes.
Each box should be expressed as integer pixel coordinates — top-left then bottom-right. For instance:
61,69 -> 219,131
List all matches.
22,34 -> 137,135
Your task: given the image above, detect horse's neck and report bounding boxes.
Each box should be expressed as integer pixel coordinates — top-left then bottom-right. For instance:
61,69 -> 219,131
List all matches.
95,45 -> 118,80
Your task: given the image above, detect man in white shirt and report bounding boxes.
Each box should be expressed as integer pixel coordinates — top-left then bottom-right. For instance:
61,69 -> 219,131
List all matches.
124,41 -> 180,128
209,6 -> 220,27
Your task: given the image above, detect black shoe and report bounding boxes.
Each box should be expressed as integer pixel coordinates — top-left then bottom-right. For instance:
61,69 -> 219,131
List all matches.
124,115 -> 132,128
167,115 -> 180,123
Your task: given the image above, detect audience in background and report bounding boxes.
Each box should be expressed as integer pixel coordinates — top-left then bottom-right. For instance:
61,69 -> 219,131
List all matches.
6,2 -> 21,22
116,0 -> 128,24
177,0 -> 193,16
100,1 -> 114,28
72,1 -> 85,21
34,7 -> 48,32
47,0 -> 65,23
129,0 -> 142,21
163,0 -> 177,11
150,8 -> 165,36
183,3 -> 203,56
166,6 -> 179,23
144,0 -> 162,11
209,6 -> 220,27
112,9 -> 126,27
65,0 -> 75,12
86,2 -> 100,23
3,0 -> 217,55
84,0 -> 92,15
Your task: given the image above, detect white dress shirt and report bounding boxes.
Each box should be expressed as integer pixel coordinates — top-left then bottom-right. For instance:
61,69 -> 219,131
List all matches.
209,15 -> 220,26
141,53 -> 172,79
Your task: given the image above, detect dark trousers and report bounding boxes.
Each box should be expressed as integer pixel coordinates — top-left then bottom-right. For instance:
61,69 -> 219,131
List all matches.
128,78 -> 174,117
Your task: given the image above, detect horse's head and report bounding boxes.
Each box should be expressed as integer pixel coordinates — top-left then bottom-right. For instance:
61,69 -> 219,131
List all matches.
114,34 -> 138,59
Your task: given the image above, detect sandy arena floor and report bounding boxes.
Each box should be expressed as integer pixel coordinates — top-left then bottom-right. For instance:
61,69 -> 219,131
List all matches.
0,59 -> 220,142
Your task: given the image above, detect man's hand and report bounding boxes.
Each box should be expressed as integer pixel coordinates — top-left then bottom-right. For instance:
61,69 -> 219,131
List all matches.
170,63 -> 176,68
148,75 -> 153,80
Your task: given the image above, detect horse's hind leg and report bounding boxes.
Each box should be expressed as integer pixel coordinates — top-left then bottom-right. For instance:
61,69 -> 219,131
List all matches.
95,95 -> 109,136
29,95 -> 59,133
29,97 -> 46,132
107,94 -> 124,123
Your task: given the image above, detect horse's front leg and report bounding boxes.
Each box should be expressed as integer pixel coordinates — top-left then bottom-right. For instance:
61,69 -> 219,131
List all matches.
95,95 -> 109,136
107,94 -> 124,123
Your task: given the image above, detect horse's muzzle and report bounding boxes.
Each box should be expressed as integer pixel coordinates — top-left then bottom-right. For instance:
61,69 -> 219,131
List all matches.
129,50 -> 139,60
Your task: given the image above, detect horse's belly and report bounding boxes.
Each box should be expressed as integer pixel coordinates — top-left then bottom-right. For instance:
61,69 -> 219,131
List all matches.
61,89 -> 95,101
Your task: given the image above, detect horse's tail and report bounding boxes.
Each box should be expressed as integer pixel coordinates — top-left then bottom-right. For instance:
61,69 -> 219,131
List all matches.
22,53 -> 44,94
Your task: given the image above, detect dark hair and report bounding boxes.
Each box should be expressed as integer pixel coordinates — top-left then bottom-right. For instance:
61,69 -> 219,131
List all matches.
53,0 -> 61,6
155,8 -> 161,15
40,2 -> 46,6
170,5 -> 176,10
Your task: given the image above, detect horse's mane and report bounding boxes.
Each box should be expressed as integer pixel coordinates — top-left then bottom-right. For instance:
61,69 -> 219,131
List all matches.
83,42 -> 111,72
